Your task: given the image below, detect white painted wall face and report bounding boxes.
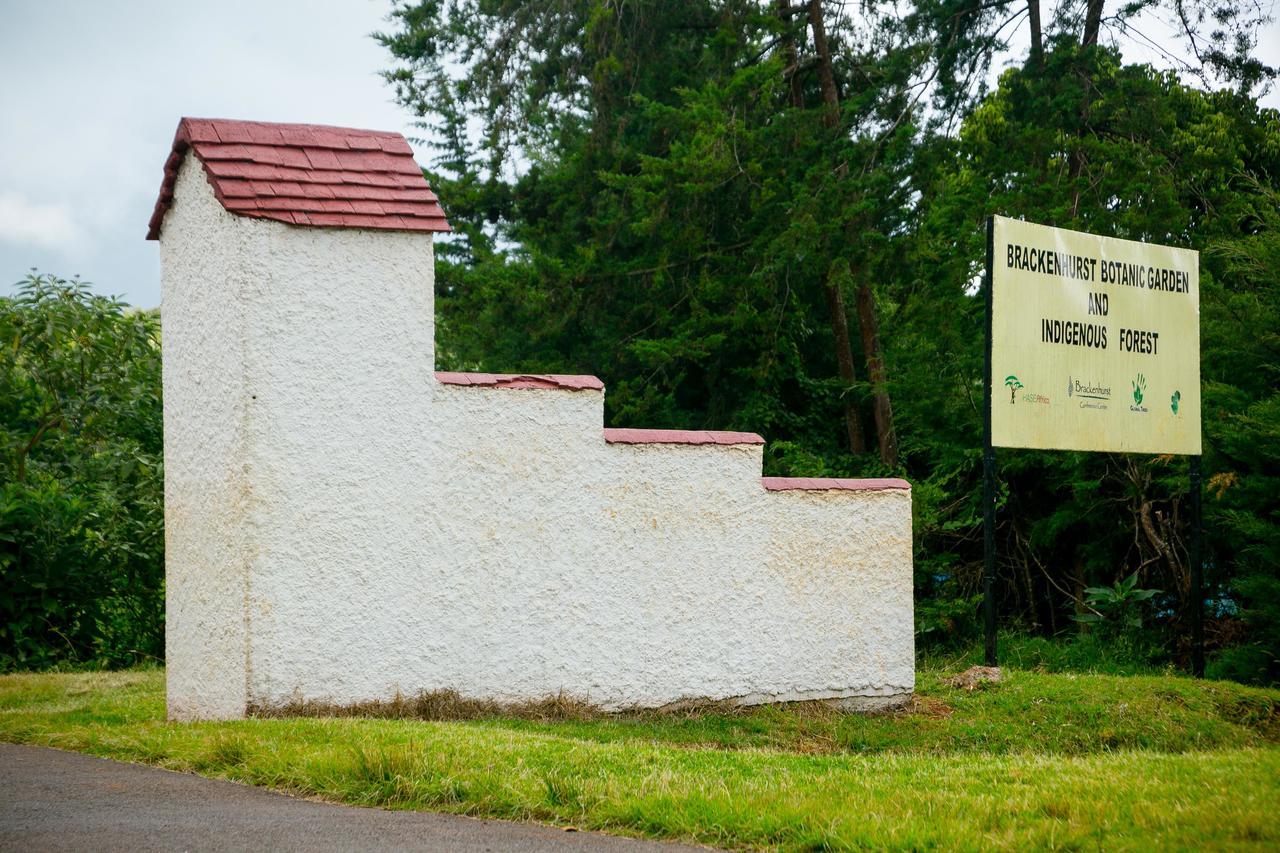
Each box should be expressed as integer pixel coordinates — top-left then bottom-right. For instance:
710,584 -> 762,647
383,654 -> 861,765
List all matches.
161,156 -> 256,721
160,151 -> 913,720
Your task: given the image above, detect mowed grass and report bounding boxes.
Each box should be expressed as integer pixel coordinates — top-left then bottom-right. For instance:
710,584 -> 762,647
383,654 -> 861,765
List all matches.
2,668 -> 1278,850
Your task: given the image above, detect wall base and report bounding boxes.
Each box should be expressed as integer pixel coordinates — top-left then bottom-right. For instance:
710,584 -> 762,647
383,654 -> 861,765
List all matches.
827,693 -> 914,713
245,688 -> 916,720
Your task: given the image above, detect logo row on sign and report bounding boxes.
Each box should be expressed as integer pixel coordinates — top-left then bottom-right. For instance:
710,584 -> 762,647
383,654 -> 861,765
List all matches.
1003,373 -> 1182,414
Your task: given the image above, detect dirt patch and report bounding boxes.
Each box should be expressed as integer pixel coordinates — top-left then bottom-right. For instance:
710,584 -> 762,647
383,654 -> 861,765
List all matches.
945,666 -> 1002,692
901,694 -> 955,719
1214,692 -> 1280,741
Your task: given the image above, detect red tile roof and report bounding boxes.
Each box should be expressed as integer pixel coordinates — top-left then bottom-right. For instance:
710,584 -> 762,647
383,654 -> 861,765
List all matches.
435,372 -> 604,392
603,428 -> 765,446
761,477 -> 911,492
147,118 -> 450,239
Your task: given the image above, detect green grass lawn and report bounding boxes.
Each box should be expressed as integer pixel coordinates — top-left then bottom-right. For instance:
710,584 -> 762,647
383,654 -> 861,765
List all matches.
2,667 -> 1277,850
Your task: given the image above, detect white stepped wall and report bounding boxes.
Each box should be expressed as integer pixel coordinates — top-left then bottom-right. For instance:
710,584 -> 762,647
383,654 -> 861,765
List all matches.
161,151 -> 914,719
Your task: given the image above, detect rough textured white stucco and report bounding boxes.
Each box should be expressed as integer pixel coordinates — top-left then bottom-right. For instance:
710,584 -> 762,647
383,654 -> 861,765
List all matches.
160,151 -> 913,720
161,156 -> 255,721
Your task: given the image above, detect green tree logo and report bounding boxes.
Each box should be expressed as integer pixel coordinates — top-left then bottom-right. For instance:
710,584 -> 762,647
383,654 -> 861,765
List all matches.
1005,375 -> 1023,404
1132,373 -> 1146,406
1171,389 -> 1181,414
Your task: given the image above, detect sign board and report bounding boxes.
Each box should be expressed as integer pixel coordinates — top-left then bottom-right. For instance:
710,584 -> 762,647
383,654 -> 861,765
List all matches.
989,215 -> 1200,454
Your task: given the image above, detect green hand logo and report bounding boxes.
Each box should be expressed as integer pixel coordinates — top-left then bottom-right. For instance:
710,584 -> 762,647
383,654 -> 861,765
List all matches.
1171,389 -> 1181,414
1132,373 -> 1146,406
1005,374 -> 1023,404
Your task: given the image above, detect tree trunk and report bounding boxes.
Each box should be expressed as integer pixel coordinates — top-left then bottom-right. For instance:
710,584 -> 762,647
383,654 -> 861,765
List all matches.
808,0 -> 899,464
776,0 -> 804,108
807,0 -> 841,125
825,268 -> 868,454
1070,0 -> 1105,216
805,0 -> 867,454
1027,0 -> 1043,65
855,275 -> 899,466
1141,499 -> 1190,607
1082,0 -> 1105,47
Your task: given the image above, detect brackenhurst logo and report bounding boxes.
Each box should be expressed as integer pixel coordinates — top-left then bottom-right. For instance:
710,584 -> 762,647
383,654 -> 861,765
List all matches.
1171,389 -> 1181,414
1070,378 -> 1111,400
1070,376 -> 1111,409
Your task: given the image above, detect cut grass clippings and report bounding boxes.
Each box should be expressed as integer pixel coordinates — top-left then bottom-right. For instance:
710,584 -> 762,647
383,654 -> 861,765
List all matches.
1,667 -> 1277,850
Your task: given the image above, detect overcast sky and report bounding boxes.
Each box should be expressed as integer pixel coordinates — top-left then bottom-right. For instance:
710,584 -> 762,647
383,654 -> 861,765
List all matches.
0,0 -> 420,307
1,0 -> 1276,308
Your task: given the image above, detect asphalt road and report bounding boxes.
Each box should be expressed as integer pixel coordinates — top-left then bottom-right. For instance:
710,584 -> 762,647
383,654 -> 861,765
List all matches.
0,743 -> 699,852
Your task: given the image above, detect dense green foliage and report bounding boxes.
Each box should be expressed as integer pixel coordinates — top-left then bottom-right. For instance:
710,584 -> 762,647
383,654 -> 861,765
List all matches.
1201,183 -> 1280,681
3,668 -> 1278,848
0,275 -> 163,670
379,1 -> 1280,682
908,54 -> 1280,683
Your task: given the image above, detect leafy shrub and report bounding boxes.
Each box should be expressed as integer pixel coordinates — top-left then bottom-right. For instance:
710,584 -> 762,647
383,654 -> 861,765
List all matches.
0,274 -> 163,670
1074,572 -> 1161,632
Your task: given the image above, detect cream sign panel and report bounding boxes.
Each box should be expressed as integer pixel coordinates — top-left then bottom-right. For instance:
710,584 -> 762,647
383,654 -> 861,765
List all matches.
990,215 -> 1201,455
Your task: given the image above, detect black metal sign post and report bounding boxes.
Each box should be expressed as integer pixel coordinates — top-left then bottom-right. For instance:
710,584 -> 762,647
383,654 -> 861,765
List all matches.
1190,455 -> 1205,676
982,214 -> 1205,675
983,216 -> 998,667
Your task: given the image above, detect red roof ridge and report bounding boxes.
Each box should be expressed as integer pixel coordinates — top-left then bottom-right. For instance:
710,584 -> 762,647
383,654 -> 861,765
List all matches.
603,428 -> 765,446
762,477 -> 911,492
147,117 -> 450,239
435,372 -> 604,392
179,117 -> 407,141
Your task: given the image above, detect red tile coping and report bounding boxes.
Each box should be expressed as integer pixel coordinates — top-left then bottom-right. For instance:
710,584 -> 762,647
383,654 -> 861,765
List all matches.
435,372 -> 604,391
147,118 -> 451,239
761,477 -> 911,492
604,428 -> 765,446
